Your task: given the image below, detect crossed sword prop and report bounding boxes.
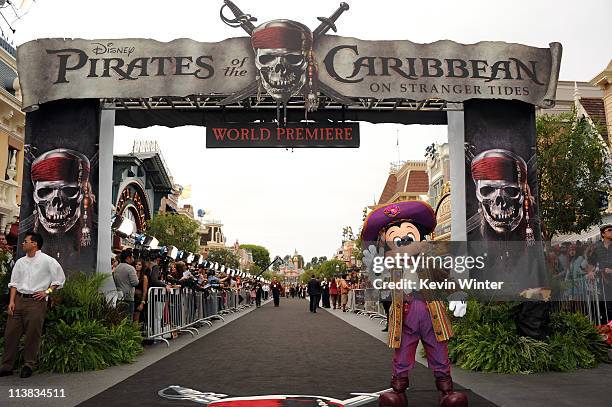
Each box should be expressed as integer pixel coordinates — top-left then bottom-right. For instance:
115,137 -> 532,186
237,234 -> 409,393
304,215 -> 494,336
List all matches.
219,0 -> 354,107
159,384 -> 391,406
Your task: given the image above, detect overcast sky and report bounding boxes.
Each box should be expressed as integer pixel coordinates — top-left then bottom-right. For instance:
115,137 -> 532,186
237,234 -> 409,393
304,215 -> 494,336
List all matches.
8,0 -> 612,261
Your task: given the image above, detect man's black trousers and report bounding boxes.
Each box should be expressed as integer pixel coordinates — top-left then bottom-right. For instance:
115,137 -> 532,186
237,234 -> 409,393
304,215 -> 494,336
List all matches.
310,295 -> 321,312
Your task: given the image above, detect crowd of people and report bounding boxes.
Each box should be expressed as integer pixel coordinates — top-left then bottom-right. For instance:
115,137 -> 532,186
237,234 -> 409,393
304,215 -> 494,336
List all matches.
545,224 -> 612,324
0,237 -> 281,378
268,274 -> 358,313
2,224 -> 609,381
111,248 -> 272,324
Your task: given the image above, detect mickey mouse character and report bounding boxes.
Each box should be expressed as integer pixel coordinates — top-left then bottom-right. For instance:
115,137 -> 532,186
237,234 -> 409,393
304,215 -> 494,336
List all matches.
361,201 -> 468,407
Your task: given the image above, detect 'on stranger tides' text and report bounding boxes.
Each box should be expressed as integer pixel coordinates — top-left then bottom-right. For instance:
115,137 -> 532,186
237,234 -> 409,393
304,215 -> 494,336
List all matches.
364,82 -> 532,97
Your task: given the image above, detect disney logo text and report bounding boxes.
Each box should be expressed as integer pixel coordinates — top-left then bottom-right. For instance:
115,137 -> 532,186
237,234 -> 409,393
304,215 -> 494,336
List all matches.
92,42 -> 135,57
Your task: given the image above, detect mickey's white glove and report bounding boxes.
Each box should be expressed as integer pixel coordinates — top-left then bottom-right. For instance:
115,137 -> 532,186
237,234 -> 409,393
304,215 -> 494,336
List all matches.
448,301 -> 467,317
363,245 -> 385,275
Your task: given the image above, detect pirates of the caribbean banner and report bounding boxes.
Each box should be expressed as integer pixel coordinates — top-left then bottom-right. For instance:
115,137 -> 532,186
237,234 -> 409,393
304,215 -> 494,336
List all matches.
18,99 -> 100,274
17,36 -> 561,111
464,100 -> 549,299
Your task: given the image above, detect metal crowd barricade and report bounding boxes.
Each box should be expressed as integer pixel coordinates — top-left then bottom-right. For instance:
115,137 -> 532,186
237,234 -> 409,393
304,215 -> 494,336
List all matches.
146,287 -> 173,346
238,288 -> 253,310
146,287 -> 229,346
364,288 -> 387,324
228,289 -> 236,313
217,289 -> 227,313
219,289 -> 235,314
193,289 -> 225,326
555,273 -> 605,324
374,301 -> 387,326
180,289 -> 205,329
192,290 -> 211,328
205,289 -> 225,322
347,290 -> 356,311
344,288 -> 388,325
351,289 -> 367,314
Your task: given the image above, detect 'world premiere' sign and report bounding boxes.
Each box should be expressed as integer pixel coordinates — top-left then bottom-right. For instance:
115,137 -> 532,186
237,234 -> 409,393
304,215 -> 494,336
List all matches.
206,123 -> 360,148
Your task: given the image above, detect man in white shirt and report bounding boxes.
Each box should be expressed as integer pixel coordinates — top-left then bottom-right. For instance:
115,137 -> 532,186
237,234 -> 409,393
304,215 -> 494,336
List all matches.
0,231 -> 65,378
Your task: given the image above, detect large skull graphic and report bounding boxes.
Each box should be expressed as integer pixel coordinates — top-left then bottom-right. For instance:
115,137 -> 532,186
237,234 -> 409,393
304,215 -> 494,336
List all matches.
31,149 -> 89,234
33,180 -> 83,233
476,179 -> 524,233
252,20 -> 311,103
471,149 -> 527,234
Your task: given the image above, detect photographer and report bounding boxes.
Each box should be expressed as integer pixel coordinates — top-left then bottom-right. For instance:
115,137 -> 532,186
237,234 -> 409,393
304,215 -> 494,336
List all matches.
207,269 -> 221,287
205,269 -> 223,310
165,262 -> 182,288
174,261 -> 195,288
149,254 -> 167,288
196,264 -> 208,288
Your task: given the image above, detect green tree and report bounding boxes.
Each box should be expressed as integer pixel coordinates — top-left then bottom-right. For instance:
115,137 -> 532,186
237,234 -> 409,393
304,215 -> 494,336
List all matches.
353,238 -> 364,262
316,259 -> 347,279
0,248 -> 15,297
249,264 -> 262,275
145,213 -> 200,253
263,271 -> 284,283
207,247 -> 239,269
299,272 -> 313,284
239,244 -> 271,270
537,111 -> 612,240
272,256 -> 282,272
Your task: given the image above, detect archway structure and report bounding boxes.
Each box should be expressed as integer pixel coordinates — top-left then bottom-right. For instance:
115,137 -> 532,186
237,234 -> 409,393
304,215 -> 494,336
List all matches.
14,1 -> 561,289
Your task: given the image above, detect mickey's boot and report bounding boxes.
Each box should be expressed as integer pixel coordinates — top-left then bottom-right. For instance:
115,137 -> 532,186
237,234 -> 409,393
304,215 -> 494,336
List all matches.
436,376 -> 468,407
378,373 -> 409,407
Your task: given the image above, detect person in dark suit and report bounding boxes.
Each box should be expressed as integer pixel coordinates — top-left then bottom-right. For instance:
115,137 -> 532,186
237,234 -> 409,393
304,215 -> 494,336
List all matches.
307,275 -> 322,313
321,277 -> 331,308
271,279 -> 282,307
255,283 -> 263,308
